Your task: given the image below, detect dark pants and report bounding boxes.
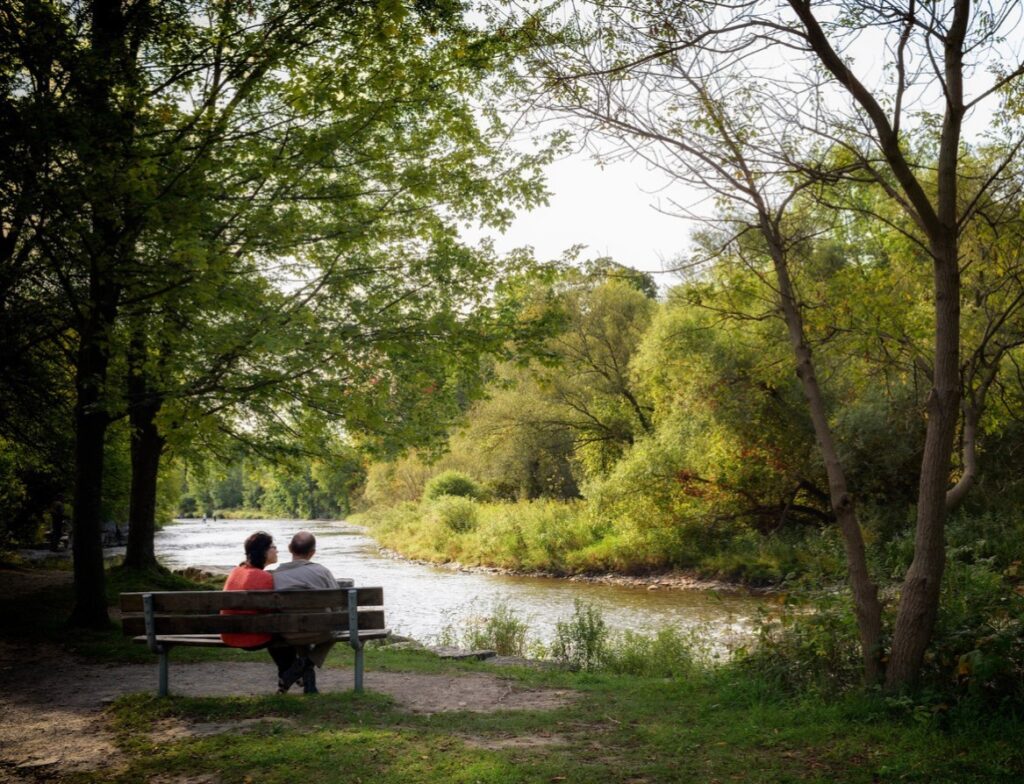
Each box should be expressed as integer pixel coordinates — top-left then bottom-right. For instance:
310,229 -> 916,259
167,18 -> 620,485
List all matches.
244,639 -> 297,676
267,645 -> 297,675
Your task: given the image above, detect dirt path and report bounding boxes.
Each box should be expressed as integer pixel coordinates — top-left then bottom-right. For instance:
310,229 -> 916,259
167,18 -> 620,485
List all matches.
0,568 -> 576,782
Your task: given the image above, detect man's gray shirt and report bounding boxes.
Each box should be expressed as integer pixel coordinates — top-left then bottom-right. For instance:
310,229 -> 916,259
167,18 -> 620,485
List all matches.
271,559 -> 339,658
272,559 -> 337,591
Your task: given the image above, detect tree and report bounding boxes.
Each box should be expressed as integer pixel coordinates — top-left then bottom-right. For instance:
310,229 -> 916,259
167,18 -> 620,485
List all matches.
523,0 -> 1024,687
3,1 -> 551,619
114,1 -> 554,569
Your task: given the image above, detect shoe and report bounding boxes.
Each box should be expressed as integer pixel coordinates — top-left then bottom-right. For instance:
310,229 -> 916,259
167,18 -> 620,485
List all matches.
302,661 -> 318,694
277,657 -> 306,693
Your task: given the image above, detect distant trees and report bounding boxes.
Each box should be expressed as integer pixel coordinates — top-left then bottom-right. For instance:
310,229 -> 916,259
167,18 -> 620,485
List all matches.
359,260 -> 657,501
179,446 -> 365,521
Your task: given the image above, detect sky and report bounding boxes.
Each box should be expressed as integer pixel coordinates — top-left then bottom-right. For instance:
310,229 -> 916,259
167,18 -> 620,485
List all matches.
472,150 -> 700,287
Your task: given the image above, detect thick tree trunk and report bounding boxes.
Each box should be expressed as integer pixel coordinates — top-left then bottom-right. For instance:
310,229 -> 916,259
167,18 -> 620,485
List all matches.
124,397 -> 165,570
765,224 -> 883,683
68,0 -> 138,627
68,303 -> 113,629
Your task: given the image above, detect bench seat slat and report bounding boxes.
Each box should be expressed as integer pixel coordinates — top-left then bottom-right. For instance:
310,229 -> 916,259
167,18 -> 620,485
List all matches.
122,609 -> 385,636
131,629 -> 390,648
120,587 -> 383,613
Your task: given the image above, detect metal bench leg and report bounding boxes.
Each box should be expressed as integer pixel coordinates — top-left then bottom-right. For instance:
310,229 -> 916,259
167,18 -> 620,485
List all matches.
158,645 -> 169,697
353,642 -> 364,693
347,588 -> 364,693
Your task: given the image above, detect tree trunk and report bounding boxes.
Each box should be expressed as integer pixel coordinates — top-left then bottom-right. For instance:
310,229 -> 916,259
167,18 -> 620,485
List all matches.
765,222 -> 883,683
68,302 -> 113,629
945,400 -> 980,511
68,0 -> 137,628
885,2 -> 967,688
886,243 -> 961,689
124,395 -> 165,570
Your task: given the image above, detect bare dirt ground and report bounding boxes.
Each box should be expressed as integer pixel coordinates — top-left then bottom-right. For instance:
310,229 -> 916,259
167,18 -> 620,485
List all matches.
0,568 -> 576,783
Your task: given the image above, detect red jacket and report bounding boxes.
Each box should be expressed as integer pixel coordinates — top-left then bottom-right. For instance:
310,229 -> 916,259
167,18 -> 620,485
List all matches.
221,564 -> 273,648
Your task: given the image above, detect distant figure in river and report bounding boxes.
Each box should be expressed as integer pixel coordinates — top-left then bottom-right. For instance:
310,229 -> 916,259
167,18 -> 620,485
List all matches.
220,532 -> 300,692
272,531 -> 340,694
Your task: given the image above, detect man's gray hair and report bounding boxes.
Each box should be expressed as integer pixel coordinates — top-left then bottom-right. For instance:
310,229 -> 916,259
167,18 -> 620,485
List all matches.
289,530 -> 316,557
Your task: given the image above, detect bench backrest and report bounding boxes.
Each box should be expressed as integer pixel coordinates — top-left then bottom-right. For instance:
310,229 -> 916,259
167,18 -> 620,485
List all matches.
120,587 -> 384,637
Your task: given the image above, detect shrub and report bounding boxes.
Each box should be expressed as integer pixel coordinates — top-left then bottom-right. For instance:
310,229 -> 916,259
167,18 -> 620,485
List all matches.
424,470 -> 482,501
919,556 -> 1024,714
604,627 -> 699,678
468,598 -> 530,656
426,495 -> 479,534
739,590 -> 863,694
552,599 -> 608,671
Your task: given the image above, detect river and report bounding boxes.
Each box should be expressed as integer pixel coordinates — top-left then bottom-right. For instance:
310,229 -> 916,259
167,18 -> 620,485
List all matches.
154,517 -> 764,652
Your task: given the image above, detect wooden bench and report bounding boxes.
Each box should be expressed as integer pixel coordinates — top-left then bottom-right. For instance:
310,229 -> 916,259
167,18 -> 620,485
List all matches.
120,587 -> 388,697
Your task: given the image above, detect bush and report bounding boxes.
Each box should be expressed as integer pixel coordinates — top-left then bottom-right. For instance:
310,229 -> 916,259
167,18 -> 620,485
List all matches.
424,470 -> 482,501
604,627 -> 699,678
426,495 -> 479,534
552,599 -> 608,671
919,556 -> 1024,714
739,590 -> 863,694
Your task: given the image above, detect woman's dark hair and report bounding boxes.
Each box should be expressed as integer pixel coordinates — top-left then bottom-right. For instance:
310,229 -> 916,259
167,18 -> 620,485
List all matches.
243,531 -> 274,569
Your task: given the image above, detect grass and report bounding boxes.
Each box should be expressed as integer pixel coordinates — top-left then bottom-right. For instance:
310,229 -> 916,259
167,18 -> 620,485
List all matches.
4,561 -> 1023,784
84,667 -> 1024,784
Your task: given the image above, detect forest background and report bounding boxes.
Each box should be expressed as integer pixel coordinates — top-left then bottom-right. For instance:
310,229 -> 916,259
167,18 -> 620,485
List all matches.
2,0 -> 1023,708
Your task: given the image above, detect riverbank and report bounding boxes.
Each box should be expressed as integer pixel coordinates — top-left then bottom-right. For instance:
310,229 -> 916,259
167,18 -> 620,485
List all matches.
352,497 -> 836,589
374,546 -> 758,594
9,543 -> 127,567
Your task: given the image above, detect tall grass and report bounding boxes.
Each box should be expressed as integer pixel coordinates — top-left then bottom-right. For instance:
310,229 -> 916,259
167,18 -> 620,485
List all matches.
437,597 -> 531,657
437,597 -> 706,677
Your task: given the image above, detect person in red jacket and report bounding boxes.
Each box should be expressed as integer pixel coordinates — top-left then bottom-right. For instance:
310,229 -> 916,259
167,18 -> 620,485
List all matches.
221,531 -> 303,692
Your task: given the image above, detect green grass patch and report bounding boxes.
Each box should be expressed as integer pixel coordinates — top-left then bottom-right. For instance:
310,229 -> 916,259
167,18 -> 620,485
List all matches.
92,667 -> 1024,784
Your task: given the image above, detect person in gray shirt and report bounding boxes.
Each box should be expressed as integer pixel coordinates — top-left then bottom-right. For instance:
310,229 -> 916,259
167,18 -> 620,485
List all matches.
273,530 -> 340,694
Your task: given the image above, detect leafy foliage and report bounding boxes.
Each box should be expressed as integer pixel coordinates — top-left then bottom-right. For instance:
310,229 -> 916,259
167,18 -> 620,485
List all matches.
424,471 -> 483,501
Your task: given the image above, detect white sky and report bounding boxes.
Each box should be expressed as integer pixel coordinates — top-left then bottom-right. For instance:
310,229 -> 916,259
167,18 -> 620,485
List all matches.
471,152 -> 699,285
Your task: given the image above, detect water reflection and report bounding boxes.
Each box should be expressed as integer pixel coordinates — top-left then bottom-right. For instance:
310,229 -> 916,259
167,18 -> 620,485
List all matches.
155,518 -> 762,650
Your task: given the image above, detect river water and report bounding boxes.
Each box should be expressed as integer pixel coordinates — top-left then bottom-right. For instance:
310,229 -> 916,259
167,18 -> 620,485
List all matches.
154,517 -> 764,652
